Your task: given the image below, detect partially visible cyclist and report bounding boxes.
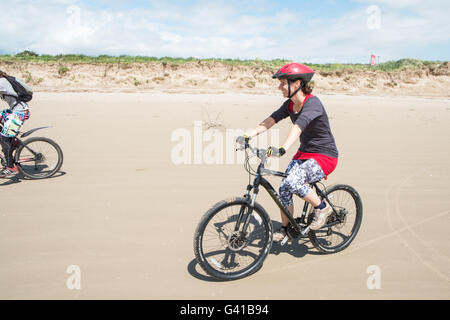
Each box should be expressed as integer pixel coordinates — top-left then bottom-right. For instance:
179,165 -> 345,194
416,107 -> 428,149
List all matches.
237,62 -> 339,242
0,70 -> 31,178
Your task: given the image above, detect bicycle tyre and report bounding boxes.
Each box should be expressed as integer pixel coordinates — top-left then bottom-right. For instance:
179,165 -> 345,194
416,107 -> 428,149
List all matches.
15,137 -> 64,179
194,197 -> 273,281
308,184 -> 363,254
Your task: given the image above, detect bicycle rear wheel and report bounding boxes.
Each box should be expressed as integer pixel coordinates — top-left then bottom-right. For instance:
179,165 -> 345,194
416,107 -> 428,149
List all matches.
194,197 -> 273,280
308,184 -> 363,253
15,137 -> 63,179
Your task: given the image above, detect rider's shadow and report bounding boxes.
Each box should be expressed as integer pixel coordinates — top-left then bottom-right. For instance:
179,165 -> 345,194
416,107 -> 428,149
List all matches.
187,219 -> 324,282
270,221 -> 321,258
0,171 -> 66,185
0,175 -> 22,186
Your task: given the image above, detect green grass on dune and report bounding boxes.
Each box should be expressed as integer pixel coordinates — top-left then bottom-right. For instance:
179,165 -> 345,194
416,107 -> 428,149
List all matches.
0,51 -> 447,73
0,51 -> 290,67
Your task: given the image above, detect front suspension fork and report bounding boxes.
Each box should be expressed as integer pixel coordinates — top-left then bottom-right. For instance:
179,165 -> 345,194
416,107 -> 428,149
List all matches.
233,184 -> 257,236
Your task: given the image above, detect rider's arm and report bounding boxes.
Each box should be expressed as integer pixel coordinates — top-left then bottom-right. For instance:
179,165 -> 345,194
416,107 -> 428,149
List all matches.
282,99 -> 322,151
247,100 -> 290,139
281,124 -> 302,151
247,117 -> 276,138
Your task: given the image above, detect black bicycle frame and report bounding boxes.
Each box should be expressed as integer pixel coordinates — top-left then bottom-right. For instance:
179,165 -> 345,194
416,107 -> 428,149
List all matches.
235,160 -> 338,238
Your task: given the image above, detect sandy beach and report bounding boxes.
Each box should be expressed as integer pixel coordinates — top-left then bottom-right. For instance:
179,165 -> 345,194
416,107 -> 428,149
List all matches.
0,90 -> 449,299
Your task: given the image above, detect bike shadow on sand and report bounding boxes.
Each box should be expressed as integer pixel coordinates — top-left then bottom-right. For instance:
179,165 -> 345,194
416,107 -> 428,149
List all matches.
0,174 -> 22,186
187,259 -> 225,282
187,220 -> 322,282
0,171 -> 66,186
269,220 -> 322,258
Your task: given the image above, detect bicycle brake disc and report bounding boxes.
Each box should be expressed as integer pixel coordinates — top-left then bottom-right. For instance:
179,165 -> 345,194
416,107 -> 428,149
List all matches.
332,208 -> 348,230
227,231 -> 248,251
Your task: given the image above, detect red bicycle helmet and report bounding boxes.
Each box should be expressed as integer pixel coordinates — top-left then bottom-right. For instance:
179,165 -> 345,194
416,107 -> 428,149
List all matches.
272,62 -> 315,82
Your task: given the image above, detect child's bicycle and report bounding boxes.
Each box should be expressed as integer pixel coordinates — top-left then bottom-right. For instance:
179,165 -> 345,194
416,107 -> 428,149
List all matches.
0,125 -> 63,179
193,140 -> 363,280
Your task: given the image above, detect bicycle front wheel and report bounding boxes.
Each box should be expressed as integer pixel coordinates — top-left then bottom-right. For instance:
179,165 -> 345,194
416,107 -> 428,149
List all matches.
194,197 -> 273,281
15,137 -> 64,179
308,184 -> 363,254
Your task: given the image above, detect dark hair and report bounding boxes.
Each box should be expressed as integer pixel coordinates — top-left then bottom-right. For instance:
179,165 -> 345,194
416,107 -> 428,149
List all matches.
0,70 -> 8,78
300,80 -> 313,95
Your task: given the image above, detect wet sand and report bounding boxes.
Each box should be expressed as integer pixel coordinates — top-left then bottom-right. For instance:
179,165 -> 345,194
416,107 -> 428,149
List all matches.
0,91 -> 449,299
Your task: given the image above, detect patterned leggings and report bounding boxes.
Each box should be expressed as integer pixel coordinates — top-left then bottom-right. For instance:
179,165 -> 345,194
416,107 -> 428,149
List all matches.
279,159 -> 325,207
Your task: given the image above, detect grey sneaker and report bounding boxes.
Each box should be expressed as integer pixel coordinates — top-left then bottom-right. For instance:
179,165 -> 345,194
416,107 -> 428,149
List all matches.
310,202 -> 333,230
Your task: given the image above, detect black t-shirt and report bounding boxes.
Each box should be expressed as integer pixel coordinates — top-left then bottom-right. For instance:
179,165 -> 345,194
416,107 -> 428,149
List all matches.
270,96 -> 338,158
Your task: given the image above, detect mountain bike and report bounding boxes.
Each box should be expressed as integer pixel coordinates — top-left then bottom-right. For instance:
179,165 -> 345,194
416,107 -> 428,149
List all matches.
193,140 -> 363,280
0,125 -> 63,179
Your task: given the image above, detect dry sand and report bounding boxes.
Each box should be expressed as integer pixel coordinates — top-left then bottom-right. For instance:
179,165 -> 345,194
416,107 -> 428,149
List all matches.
0,90 -> 449,299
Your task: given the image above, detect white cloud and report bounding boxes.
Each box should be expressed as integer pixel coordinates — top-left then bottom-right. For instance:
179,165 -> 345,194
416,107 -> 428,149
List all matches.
0,0 -> 448,62
285,1 -> 450,62
160,32 -> 183,44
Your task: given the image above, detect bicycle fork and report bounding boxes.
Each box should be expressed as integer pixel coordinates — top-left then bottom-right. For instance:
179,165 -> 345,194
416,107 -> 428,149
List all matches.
234,184 -> 257,236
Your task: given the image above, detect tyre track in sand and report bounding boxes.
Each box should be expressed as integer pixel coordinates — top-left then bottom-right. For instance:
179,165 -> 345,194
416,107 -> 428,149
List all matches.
386,170 -> 450,283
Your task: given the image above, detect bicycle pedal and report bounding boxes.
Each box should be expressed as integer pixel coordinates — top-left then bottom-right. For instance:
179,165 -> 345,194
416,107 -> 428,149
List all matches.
301,226 -> 310,236
280,235 -> 289,246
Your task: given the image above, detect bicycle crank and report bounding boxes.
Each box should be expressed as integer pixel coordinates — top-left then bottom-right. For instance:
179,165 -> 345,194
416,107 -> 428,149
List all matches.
280,218 -> 309,246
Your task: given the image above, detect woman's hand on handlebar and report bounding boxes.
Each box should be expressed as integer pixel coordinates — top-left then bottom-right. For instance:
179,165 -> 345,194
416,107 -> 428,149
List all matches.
266,146 -> 286,158
236,133 -> 251,146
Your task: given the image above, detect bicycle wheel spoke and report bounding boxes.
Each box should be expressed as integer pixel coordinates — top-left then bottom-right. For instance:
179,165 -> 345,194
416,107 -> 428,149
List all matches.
17,139 -> 62,178
310,185 -> 362,252
197,201 -> 270,276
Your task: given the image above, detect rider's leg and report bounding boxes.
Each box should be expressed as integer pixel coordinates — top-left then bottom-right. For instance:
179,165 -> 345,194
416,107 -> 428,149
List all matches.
294,160 -> 332,230
278,160 -> 302,227
0,135 -> 14,168
279,189 -> 321,225
273,204 -> 294,242
0,110 -> 18,169
280,205 -> 293,227
0,135 -> 18,177
280,159 -> 322,205
302,187 -> 321,207
279,159 -> 330,232
274,160 -> 303,242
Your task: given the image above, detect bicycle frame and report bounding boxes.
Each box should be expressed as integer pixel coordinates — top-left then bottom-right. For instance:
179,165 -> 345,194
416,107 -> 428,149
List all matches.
235,154 -> 340,240
0,125 -> 52,165
195,143 -> 362,280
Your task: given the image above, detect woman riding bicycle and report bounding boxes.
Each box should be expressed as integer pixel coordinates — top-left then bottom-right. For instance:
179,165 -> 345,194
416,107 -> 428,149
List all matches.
239,62 -> 339,242
0,70 -> 31,178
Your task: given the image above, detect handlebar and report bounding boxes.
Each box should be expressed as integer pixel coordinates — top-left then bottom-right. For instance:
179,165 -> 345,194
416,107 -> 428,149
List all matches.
236,140 -> 284,159
236,140 -> 267,161
235,140 -> 287,178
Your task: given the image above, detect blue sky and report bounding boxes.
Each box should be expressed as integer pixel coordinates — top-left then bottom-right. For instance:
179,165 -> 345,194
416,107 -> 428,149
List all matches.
0,0 -> 449,63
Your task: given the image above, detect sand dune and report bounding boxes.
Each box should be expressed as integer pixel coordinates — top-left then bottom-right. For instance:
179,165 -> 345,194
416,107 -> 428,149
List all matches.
1,60 -> 449,97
